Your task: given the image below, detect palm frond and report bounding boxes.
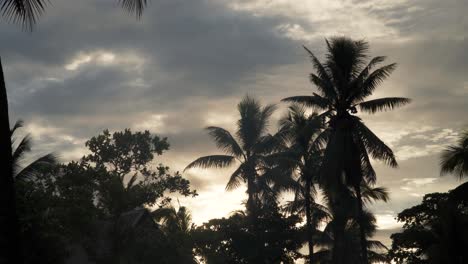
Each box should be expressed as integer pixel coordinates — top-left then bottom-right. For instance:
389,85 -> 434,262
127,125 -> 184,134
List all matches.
184,155 -> 235,171
12,133 -> 31,164
206,126 -> 244,157
354,119 -> 398,167
152,206 -> 177,227
256,103 -> 277,139
367,240 -> 388,250
15,153 -> 57,180
368,250 -> 389,263
440,145 -> 468,178
126,173 -> 138,189
253,133 -> 286,154
303,45 -> 336,100
348,56 -> 386,101
10,119 -> 24,136
358,97 -> 411,114
361,185 -> 389,204
119,0 -> 147,17
225,164 -> 245,191
281,94 -> 330,110
236,95 -> 263,150
1,0 -> 48,31
355,63 -> 397,101
357,136 -> 376,184
262,165 -> 298,193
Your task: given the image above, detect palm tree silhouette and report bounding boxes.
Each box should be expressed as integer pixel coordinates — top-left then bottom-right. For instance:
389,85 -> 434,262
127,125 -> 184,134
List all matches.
276,104 -> 329,263
185,95 -> 281,263
283,37 -> 410,264
0,2 -> 148,262
185,95 -> 278,218
153,205 -> 193,235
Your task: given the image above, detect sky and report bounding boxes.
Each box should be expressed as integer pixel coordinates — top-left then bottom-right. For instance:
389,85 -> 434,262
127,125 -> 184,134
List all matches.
1,0 -> 468,246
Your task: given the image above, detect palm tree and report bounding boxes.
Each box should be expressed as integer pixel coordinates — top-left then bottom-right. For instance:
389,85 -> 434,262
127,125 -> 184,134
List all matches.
153,205 -> 193,235
11,120 -> 56,180
277,104 -> 329,263
153,205 -> 197,264
315,184 -> 390,264
185,95 -> 277,218
185,95 -> 278,263
283,37 -> 410,264
0,2 -> 147,262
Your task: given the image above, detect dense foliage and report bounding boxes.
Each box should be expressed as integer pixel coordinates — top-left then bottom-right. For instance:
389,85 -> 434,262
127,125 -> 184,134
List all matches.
389,191 -> 468,263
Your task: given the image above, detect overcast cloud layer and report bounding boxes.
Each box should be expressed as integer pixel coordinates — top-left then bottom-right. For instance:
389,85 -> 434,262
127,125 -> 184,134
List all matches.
2,0 -> 467,246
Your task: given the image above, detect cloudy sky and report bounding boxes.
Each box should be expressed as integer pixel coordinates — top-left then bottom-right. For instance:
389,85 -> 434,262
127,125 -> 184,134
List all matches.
2,0 -> 467,246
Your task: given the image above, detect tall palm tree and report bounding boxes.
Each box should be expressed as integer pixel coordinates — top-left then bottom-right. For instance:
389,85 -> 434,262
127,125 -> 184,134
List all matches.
277,104 -> 329,264
185,96 -> 278,263
0,2 -> 148,263
283,37 -> 410,264
185,95 -> 277,218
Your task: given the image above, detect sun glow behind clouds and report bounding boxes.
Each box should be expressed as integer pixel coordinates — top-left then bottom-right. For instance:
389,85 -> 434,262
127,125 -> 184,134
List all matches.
375,213 -> 402,230
64,50 -> 144,71
65,51 -> 116,70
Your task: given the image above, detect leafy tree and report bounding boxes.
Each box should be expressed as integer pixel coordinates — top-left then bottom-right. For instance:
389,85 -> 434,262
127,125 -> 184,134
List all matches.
83,129 -> 196,218
193,207 -> 303,264
15,128 -> 197,263
283,37 -> 410,264
389,192 -> 468,264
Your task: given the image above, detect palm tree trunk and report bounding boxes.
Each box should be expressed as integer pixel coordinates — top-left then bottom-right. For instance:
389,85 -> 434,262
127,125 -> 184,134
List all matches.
304,178 -> 314,264
332,215 -> 346,264
0,57 -> 24,263
331,186 -> 347,264
355,184 -> 368,264
246,175 -> 265,264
